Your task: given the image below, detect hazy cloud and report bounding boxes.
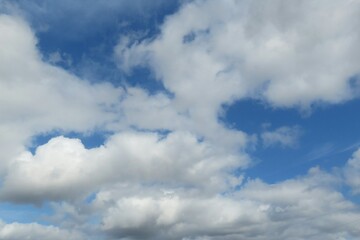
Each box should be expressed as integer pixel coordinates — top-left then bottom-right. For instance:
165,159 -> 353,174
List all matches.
261,126 -> 301,148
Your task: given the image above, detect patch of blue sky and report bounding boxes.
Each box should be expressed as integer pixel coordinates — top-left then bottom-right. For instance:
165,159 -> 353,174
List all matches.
343,186 -> 360,205
0,202 -> 53,225
18,0 -> 181,87
84,192 -> 97,204
225,98 -> 360,183
124,66 -> 174,96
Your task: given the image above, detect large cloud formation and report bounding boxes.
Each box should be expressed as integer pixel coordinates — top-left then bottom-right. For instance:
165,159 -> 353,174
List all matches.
118,0 -> 360,109
1,0 -> 360,239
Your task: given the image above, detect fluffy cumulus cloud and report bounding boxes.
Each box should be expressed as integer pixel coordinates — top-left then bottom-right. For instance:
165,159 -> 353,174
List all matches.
1,0 -> 360,239
94,167 -> 360,240
117,0 -> 360,109
0,131 -> 247,203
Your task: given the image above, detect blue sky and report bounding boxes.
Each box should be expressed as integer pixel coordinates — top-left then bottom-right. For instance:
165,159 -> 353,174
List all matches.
1,0 -> 360,239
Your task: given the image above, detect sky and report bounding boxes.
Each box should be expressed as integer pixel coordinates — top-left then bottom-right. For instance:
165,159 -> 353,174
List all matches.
0,0 -> 360,239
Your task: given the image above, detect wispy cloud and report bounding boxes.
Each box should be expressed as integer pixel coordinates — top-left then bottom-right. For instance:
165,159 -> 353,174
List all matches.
261,126 -> 302,148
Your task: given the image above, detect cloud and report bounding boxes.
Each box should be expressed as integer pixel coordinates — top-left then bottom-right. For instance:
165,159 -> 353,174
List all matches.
0,12 -> 248,206
0,220 -> 84,240
0,14 -> 121,132
0,131 -> 247,204
6,136 -> 359,239
0,14 -> 122,173
344,148 -> 360,194
117,87 -> 249,150
261,126 -> 301,148
92,167 -> 360,240
117,0 -> 360,109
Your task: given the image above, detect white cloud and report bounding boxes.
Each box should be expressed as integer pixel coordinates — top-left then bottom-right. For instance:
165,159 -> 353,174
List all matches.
0,13 -> 248,207
0,220 -> 84,240
117,0 -> 360,110
117,87 -> 249,150
0,131 -> 248,203
0,15 -> 121,131
261,126 -> 301,148
92,167 -> 360,240
5,137 -> 359,239
0,14 -> 122,173
344,148 -> 360,194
